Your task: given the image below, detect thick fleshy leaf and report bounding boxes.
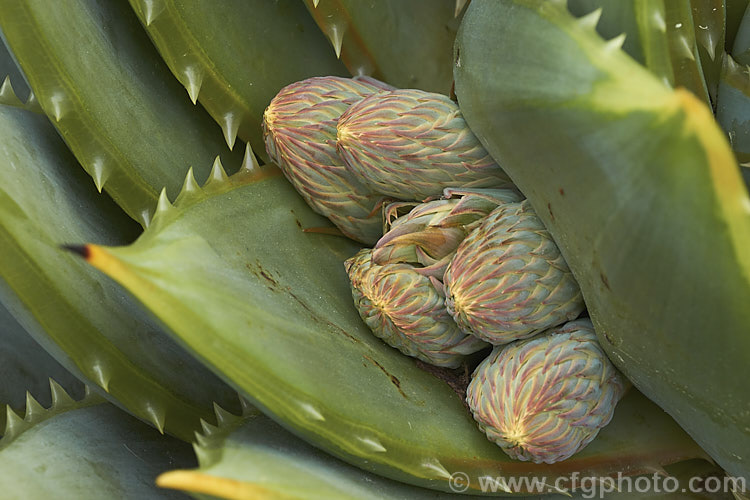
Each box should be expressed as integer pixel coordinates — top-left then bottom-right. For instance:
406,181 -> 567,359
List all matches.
78,164 -> 705,494
303,0 -> 460,94
567,0 -> 710,104
159,411 -> 731,500
454,0 -> 750,482
0,0 -> 243,226
0,102 -> 239,441
0,382 -> 194,499
128,0 -> 348,163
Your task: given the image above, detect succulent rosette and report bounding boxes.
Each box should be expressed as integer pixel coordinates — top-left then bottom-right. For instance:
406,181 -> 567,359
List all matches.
336,88 -> 514,200
345,249 -> 488,368
373,188 -> 522,277
466,319 -> 627,464
444,199 -> 585,345
262,76 -> 394,245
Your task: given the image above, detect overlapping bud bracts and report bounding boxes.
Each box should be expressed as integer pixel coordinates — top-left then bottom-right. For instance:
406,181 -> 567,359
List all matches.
336,89 -> 514,200
444,199 -> 585,345
345,249 -> 488,368
466,319 -> 627,464
262,76 -> 395,245
373,188 -> 522,278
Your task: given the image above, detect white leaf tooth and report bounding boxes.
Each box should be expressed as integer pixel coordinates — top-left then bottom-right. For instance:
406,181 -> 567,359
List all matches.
241,142 -> 260,173
328,24 -> 345,59
675,34 -> 695,61
193,444 -> 212,466
48,90 -> 68,121
312,0 -> 320,7
577,8 -> 602,31
90,360 -> 111,392
194,430 -> 211,448
704,32 -> 717,61
357,436 -> 387,453
207,156 -> 229,185
299,402 -> 325,421
4,406 -> 26,438
155,187 -> 173,216
49,379 -> 75,407
182,65 -> 203,105
143,402 -> 166,434
0,75 -> 12,95
176,166 -> 201,205
478,476 -> 514,494
238,395 -> 256,416
603,33 -> 626,54
220,111 -> 240,150
90,157 -> 111,193
652,8 -> 667,32
24,392 -> 45,420
140,208 -> 152,228
139,0 -> 165,26
26,91 -> 43,113
454,0 -> 468,17
700,30 -> 718,61
421,458 -> 451,479
212,402 -> 237,427
0,76 -> 21,106
199,418 -> 216,437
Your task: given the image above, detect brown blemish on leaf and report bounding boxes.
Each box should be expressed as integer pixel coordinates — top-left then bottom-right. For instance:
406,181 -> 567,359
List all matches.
547,202 -> 555,222
290,209 -> 303,229
600,271 -> 611,291
245,261 -> 361,345
363,354 -> 408,399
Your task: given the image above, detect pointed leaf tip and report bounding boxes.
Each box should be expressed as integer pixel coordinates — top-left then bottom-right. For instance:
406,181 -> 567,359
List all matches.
157,470 -> 276,498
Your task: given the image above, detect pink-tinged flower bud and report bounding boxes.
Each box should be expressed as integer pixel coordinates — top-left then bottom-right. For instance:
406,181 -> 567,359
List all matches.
466,319 -> 627,463
337,89 -> 514,200
263,76 -> 394,244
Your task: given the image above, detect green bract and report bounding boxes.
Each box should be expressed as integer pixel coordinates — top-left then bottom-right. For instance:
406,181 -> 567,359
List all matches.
374,188 -> 522,277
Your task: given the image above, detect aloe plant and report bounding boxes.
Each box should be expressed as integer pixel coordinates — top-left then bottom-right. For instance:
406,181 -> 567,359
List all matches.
0,0 -> 747,497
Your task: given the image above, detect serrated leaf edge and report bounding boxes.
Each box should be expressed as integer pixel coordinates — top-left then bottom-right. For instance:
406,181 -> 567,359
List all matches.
0,380 -> 104,448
